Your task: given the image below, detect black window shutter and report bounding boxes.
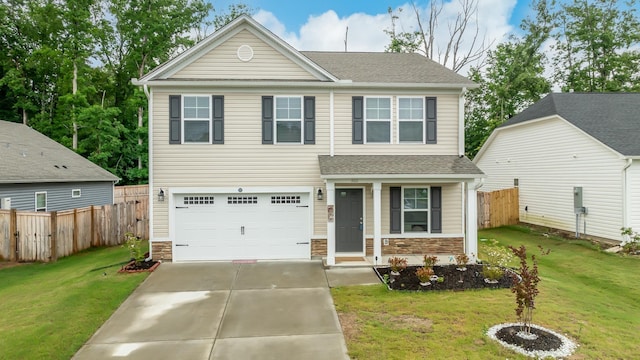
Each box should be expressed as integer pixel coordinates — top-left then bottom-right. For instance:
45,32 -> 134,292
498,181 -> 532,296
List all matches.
212,95 -> 224,144
352,96 -> 364,144
262,96 -> 273,144
390,187 -> 401,234
169,95 -> 181,144
426,97 -> 437,144
304,96 -> 315,144
431,186 -> 442,233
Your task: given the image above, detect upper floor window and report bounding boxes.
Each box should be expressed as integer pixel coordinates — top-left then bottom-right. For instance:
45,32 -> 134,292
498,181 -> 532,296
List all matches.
398,97 -> 425,143
183,95 -> 211,143
365,97 -> 391,143
35,192 -> 47,212
275,96 -> 303,143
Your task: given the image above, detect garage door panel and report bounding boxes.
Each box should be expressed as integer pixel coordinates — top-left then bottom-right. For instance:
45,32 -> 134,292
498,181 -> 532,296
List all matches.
173,193 -> 310,261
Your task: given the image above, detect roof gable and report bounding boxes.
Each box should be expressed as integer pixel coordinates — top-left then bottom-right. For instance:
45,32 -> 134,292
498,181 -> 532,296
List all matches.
0,121 -> 119,183
140,15 -> 337,82
499,93 -> 640,156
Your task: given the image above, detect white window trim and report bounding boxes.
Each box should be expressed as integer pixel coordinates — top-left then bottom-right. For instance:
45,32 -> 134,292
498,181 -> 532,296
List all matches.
364,96 -> 392,144
72,189 -> 81,198
401,186 -> 430,234
397,96 -> 426,144
35,192 -> 47,212
274,95 -> 304,145
182,94 -> 212,144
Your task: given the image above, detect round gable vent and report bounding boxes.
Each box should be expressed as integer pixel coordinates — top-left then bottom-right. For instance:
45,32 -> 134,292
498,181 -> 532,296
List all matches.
237,45 -> 254,62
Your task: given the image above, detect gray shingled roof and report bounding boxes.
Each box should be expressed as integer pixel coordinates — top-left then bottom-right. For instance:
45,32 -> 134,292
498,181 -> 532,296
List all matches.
302,51 -> 476,85
0,120 -> 119,183
318,155 -> 484,177
500,93 -> 640,156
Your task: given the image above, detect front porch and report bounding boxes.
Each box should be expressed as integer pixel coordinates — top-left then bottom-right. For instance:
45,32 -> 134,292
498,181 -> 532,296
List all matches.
321,254 -> 461,268
317,155 -> 485,266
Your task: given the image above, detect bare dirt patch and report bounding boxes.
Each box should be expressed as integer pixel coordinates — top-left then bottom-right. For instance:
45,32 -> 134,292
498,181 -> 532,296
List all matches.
337,312 -> 361,342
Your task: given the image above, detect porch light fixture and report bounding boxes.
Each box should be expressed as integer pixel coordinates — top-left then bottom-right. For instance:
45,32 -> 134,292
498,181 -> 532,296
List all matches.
158,188 -> 165,202
317,188 -> 323,201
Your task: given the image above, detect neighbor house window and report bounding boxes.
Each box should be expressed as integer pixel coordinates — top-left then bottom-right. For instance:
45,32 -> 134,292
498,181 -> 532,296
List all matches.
183,95 -> 211,143
275,96 -> 303,143
403,188 -> 429,232
398,97 -> 425,143
365,97 -> 391,143
72,189 -> 81,198
35,192 -> 47,212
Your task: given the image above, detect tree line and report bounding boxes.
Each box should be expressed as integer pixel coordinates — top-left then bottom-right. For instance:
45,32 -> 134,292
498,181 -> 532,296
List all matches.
0,0 -> 249,184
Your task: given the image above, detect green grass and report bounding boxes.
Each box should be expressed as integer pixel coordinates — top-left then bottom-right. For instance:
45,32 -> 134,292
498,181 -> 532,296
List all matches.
0,245 -> 149,360
332,226 -> 640,359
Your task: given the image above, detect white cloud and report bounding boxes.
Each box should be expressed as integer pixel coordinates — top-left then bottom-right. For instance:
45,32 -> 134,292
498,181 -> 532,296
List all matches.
253,0 -> 518,72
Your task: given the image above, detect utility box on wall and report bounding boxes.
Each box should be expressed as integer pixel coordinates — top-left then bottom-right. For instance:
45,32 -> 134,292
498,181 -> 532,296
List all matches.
0,198 -> 10,209
573,187 -> 587,214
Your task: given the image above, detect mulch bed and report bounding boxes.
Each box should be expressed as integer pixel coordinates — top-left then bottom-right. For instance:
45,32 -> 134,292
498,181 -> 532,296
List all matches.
118,259 -> 160,273
375,264 -> 514,291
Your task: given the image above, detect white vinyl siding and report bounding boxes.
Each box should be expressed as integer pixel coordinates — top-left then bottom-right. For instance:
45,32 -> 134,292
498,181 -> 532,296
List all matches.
171,30 -> 317,80
628,161 -> 640,232
475,117 -> 627,241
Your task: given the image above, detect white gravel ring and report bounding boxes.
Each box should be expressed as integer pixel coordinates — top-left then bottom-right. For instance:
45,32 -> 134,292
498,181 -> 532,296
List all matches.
487,322 -> 578,359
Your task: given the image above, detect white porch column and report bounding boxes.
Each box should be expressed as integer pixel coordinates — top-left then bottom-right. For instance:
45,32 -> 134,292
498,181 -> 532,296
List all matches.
466,180 -> 480,262
373,182 -> 382,265
326,181 -> 336,266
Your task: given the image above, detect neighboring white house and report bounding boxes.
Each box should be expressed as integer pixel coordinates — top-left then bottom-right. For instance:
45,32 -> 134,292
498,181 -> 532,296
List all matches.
474,93 -> 640,243
133,15 -> 485,265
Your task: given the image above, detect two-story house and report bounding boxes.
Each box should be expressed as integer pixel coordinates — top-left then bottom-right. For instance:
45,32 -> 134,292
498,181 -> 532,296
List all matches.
133,15 -> 484,266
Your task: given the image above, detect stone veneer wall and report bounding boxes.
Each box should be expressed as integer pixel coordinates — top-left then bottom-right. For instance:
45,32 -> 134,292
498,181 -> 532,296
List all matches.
151,241 -> 173,261
311,237 -> 464,256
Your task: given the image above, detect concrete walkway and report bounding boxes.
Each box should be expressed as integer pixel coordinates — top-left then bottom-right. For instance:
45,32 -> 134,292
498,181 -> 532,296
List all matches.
73,261 -> 380,360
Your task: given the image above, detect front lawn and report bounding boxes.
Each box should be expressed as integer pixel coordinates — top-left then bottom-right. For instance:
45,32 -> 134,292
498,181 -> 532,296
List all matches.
0,245 -> 149,360
332,226 -> 640,359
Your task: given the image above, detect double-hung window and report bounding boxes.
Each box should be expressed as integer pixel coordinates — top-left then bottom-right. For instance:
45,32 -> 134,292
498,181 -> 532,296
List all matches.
275,96 -> 303,143
365,97 -> 391,143
403,188 -> 429,232
398,97 -> 425,143
183,95 -> 211,143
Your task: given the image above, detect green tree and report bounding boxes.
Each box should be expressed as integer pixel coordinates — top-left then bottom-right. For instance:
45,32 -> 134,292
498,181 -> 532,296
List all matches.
552,0 -> 640,91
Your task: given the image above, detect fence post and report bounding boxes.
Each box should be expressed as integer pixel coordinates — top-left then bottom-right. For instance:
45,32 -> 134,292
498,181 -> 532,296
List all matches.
91,205 -> 96,247
72,208 -> 78,253
50,211 -> 58,262
9,209 -> 17,262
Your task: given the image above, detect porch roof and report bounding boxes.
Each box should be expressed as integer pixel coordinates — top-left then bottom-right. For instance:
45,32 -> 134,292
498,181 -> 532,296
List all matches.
318,155 -> 484,180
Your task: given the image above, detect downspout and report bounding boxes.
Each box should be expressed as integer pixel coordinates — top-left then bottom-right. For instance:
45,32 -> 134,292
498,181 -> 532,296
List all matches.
622,158 -> 632,241
330,89 -> 335,156
458,87 -> 467,157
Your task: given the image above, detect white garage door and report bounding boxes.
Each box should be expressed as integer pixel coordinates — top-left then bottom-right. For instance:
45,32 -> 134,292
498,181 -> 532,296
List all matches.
173,193 -> 310,261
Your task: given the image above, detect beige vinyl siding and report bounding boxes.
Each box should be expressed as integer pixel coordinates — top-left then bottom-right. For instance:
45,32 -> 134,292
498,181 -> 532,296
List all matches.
628,161 -> 640,231
152,90 -> 329,237
476,117 -> 626,241
171,30 -> 317,80
333,93 -> 460,155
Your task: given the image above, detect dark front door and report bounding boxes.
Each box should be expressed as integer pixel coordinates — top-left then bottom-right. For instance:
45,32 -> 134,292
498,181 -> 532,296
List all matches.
336,189 -> 363,252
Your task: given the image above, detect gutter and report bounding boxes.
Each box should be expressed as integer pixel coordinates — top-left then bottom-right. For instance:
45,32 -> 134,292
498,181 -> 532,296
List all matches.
622,158 -> 633,232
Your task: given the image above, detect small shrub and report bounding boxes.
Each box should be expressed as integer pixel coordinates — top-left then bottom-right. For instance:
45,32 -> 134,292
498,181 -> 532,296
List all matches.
423,255 -> 438,267
621,227 -> 640,254
388,256 -> 408,273
415,267 -> 435,283
455,253 -> 469,266
482,265 -> 504,282
480,239 -> 513,282
124,232 -> 144,263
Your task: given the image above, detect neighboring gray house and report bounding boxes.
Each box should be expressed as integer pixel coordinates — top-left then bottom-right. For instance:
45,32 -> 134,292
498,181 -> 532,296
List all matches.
474,93 -> 640,243
0,120 -> 119,211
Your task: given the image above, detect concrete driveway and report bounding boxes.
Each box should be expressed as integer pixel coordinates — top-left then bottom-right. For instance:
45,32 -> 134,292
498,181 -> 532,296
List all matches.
73,261 -> 364,360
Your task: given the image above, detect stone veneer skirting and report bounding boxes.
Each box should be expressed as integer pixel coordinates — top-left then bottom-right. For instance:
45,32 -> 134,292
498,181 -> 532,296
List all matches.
311,237 -> 464,256
151,241 -> 173,261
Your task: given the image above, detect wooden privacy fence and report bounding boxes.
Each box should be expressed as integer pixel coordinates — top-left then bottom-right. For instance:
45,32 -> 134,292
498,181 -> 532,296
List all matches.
0,199 -> 148,262
114,184 -> 149,203
478,188 -> 520,229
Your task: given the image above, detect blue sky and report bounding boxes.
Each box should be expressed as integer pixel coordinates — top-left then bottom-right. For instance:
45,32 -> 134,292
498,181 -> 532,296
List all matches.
207,1 -> 536,70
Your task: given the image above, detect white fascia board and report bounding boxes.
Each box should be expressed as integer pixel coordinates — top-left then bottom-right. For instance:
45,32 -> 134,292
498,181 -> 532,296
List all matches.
169,186 -> 313,195
319,174 -> 485,182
